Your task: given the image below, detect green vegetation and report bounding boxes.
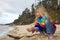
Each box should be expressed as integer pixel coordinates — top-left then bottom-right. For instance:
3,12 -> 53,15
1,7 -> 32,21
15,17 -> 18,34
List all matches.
46,7 -> 60,24
13,0 -> 60,25
41,0 -> 60,23
13,4 -> 35,25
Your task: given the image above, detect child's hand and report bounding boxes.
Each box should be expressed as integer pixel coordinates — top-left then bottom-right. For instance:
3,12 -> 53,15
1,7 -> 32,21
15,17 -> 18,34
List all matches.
27,27 -> 35,32
27,28 -> 32,32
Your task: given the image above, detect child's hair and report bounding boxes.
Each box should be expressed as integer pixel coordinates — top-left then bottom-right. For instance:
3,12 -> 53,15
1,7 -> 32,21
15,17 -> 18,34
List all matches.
34,6 -> 50,19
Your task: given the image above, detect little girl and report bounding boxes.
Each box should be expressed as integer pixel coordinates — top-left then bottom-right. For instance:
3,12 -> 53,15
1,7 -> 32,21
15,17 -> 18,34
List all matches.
27,6 -> 56,40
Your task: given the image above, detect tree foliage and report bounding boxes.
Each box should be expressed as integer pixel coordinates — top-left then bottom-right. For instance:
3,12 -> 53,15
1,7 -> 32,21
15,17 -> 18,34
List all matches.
41,0 -> 60,23
13,4 -> 35,25
13,0 -> 60,25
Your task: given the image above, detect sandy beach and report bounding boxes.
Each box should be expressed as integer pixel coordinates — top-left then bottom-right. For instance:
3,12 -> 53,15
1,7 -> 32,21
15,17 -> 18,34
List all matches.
0,24 -> 60,40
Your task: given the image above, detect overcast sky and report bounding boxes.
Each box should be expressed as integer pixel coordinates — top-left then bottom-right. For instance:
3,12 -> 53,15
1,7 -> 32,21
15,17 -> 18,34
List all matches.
0,0 -> 39,24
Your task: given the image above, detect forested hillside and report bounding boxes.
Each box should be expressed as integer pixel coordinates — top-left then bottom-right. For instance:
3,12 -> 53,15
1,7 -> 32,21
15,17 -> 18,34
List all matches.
13,0 -> 60,25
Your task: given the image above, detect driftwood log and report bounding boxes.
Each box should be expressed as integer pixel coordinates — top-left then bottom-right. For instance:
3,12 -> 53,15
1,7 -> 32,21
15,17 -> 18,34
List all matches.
7,34 -> 24,40
7,34 -> 38,40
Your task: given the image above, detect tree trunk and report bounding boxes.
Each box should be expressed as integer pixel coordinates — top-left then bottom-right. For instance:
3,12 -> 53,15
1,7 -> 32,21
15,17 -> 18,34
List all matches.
58,0 -> 60,6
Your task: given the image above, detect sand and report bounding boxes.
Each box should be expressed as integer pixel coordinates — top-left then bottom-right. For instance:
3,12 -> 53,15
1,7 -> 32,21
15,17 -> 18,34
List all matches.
0,24 -> 60,40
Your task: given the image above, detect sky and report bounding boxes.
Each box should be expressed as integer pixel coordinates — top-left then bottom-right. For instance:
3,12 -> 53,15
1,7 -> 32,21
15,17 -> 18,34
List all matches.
0,0 -> 40,24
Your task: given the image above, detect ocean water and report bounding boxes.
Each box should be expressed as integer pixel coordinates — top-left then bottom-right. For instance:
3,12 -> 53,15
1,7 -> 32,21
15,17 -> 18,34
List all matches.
0,25 -> 14,39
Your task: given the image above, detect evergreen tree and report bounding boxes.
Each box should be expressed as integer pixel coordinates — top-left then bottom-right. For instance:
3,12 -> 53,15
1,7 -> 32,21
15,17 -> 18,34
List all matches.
13,0 -> 60,25
13,5 -> 35,25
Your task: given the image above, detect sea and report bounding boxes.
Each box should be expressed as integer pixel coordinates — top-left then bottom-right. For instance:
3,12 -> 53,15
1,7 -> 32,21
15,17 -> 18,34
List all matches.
0,25 -> 14,39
